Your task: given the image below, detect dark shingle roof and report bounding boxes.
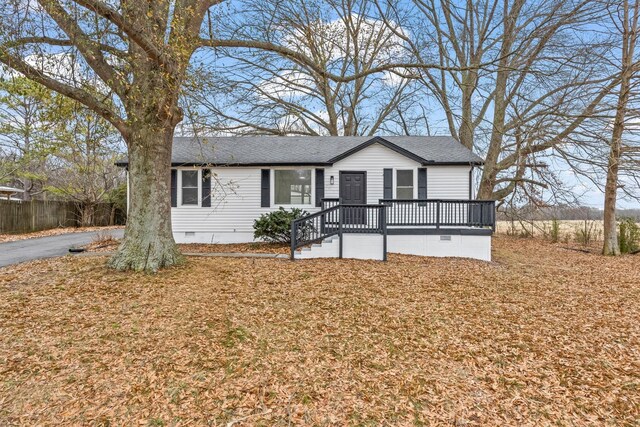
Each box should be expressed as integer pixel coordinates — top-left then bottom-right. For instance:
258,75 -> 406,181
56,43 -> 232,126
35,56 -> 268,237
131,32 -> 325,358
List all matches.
117,136 -> 483,166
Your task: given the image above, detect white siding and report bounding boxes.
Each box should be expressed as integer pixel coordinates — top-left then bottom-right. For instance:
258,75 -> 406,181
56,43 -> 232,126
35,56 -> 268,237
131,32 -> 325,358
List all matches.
426,166 -> 471,199
324,143 -> 471,202
296,234 -> 385,260
342,234 -> 385,260
324,143 -> 420,204
168,142 -> 473,243
171,167 -> 319,243
387,234 -> 491,261
296,234 -> 490,261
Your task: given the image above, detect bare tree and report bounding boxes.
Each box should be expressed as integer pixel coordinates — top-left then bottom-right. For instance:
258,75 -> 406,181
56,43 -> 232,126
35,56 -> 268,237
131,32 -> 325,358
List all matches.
602,0 -> 640,255
378,0 -> 619,203
0,0 -> 478,271
0,0 -> 223,270
184,0 -> 426,137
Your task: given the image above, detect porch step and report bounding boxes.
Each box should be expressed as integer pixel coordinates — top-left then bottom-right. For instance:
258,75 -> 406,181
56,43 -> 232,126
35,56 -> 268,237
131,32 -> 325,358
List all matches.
295,236 -> 340,259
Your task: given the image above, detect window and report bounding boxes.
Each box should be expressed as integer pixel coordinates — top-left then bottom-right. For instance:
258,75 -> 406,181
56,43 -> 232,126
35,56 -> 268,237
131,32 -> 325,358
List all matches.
181,170 -> 199,206
274,169 -> 312,205
396,170 -> 414,199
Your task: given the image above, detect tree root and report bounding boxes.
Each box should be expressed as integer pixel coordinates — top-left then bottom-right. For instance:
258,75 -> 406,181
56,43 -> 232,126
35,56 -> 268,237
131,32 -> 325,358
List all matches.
107,239 -> 184,272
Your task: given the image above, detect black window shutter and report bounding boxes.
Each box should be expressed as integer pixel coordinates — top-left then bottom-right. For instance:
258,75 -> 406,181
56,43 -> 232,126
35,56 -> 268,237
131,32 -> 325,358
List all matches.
261,169 -> 270,207
202,169 -> 211,207
315,168 -> 325,207
418,168 -> 427,199
170,169 -> 177,207
383,168 -> 393,199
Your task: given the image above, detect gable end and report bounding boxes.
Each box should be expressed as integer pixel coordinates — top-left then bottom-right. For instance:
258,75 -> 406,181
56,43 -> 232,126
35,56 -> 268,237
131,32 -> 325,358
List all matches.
327,136 -> 427,165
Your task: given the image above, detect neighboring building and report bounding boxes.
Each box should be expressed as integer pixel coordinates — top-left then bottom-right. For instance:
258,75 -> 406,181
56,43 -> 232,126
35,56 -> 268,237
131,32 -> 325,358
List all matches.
118,136 -> 495,261
0,186 -> 24,201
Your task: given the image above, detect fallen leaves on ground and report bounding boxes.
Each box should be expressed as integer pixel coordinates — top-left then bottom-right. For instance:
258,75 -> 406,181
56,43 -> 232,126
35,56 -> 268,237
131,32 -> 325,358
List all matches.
87,241 -> 290,254
179,242 -> 290,254
0,236 -> 638,425
0,226 -> 123,243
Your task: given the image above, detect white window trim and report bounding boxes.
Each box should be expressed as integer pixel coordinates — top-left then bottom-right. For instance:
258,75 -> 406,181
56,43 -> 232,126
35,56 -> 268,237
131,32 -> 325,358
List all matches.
271,167 -> 315,208
393,167 -> 418,199
177,168 -> 202,208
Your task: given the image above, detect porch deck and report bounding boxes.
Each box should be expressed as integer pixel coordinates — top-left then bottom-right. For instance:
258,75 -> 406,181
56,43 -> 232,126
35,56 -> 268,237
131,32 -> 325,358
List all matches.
291,198 -> 496,260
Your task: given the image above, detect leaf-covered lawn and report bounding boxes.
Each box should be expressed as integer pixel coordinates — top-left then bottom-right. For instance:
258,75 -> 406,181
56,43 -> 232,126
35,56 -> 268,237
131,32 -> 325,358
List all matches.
0,226 -> 123,243
0,236 -> 638,425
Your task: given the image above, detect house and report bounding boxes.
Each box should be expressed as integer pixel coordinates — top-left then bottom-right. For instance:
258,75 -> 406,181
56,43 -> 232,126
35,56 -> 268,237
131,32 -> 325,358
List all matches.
118,136 -> 495,261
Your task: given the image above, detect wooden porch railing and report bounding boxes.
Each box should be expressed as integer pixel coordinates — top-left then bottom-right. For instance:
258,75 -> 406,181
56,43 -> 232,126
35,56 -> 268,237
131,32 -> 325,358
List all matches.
291,202 -> 387,260
378,199 -> 496,230
291,198 -> 495,260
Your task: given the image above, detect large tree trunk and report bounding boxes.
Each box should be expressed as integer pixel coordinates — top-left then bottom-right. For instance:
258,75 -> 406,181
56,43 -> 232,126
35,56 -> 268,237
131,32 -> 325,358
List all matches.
602,0 -> 637,256
602,151 -> 620,255
108,123 -> 183,272
602,71 -> 629,257
477,79 -> 508,200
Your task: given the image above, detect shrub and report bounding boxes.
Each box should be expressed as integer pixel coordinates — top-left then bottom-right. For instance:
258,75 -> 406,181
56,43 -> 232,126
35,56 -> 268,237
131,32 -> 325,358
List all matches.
574,220 -> 597,245
619,217 -> 640,254
253,207 -> 309,244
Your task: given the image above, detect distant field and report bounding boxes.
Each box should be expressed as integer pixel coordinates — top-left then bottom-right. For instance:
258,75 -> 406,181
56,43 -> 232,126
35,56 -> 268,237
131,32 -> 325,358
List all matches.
496,220 -> 606,241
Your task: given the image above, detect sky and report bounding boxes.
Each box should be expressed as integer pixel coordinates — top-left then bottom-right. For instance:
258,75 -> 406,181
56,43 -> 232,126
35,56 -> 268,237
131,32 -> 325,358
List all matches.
3,0 -> 638,209
188,0 -> 640,209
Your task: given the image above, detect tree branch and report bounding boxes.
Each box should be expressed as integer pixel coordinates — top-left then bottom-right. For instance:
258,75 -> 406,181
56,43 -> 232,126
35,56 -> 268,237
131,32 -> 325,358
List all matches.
38,0 -> 127,96
71,0 -> 166,66
0,51 -> 128,136
199,38 -> 505,83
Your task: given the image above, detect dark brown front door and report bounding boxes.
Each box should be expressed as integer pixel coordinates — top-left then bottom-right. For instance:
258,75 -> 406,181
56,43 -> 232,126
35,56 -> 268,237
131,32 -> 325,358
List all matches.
340,172 -> 366,224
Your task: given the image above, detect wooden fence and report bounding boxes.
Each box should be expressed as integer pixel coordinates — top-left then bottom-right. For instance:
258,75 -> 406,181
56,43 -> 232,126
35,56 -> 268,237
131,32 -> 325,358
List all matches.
0,199 -> 126,234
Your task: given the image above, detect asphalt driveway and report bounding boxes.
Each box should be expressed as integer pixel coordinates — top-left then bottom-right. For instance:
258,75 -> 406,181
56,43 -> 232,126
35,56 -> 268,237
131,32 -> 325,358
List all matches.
0,229 -> 124,268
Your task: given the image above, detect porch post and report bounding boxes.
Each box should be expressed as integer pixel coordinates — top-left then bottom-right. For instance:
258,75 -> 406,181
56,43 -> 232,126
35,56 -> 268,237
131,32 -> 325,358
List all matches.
381,205 -> 387,261
290,220 -> 296,260
338,205 -> 343,259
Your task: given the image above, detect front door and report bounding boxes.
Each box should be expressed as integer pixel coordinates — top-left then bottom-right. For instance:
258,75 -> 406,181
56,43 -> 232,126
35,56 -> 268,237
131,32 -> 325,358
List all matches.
340,172 -> 366,224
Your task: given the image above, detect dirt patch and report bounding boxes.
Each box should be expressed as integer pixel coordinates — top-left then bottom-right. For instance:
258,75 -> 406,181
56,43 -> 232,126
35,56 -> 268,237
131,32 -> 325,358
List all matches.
0,235 -> 638,425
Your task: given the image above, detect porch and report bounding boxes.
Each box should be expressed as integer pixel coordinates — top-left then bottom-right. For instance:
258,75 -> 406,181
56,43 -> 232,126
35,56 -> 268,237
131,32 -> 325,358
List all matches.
291,198 -> 496,261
